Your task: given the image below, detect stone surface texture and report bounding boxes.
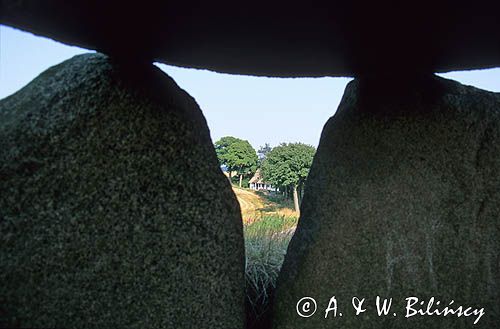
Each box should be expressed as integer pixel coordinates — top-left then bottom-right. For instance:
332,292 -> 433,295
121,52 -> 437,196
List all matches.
273,75 -> 500,328
0,53 -> 245,329
2,1 -> 499,77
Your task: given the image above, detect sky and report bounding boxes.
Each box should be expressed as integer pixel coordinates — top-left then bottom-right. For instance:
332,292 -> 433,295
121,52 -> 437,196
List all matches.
1,25 -> 499,149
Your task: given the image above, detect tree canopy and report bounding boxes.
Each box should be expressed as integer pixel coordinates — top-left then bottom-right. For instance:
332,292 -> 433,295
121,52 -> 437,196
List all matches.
261,142 -> 316,213
257,143 -> 272,161
214,136 -> 239,170
261,143 -> 315,188
214,136 -> 258,186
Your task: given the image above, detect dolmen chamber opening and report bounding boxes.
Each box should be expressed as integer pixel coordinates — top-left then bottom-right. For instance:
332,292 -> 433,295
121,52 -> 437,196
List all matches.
1,2 -> 499,328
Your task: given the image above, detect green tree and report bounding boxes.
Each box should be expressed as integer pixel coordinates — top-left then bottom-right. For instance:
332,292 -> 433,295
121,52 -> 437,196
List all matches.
214,136 -> 258,187
257,143 -> 272,167
261,143 -> 316,214
257,143 -> 272,160
214,136 -> 239,178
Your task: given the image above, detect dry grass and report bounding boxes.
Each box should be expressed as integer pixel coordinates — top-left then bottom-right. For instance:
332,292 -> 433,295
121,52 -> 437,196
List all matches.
234,187 -> 298,329
232,187 -> 297,223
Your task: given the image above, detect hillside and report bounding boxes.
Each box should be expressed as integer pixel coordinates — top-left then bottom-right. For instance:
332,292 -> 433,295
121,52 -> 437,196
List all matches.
232,187 -> 297,222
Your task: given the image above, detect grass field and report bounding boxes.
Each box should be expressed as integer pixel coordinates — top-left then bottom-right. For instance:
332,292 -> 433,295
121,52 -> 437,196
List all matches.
233,187 -> 298,329
233,187 -> 297,222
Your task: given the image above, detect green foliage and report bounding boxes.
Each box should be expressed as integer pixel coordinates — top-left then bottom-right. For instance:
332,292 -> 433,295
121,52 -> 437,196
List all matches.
245,215 -> 297,235
214,136 -> 240,163
231,175 -> 250,187
244,215 -> 297,329
257,143 -> 272,164
261,142 -> 316,188
214,136 -> 258,176
255,190 -> 296,211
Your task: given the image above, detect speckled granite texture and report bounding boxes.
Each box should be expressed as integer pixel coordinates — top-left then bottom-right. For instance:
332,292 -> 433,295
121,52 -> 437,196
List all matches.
0,53 -> 244,329
274,75 -> 500,329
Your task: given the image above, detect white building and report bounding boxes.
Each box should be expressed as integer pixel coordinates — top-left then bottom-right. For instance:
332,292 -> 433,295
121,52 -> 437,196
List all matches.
248,169 -> 276,191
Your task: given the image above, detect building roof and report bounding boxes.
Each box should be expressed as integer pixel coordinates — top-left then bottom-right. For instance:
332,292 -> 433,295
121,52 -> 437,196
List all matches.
249,169 -> 268,185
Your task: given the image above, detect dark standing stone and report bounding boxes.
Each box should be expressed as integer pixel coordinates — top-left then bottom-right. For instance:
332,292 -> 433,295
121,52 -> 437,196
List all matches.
273,75 -> 500,328
0,53 -> 245,329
